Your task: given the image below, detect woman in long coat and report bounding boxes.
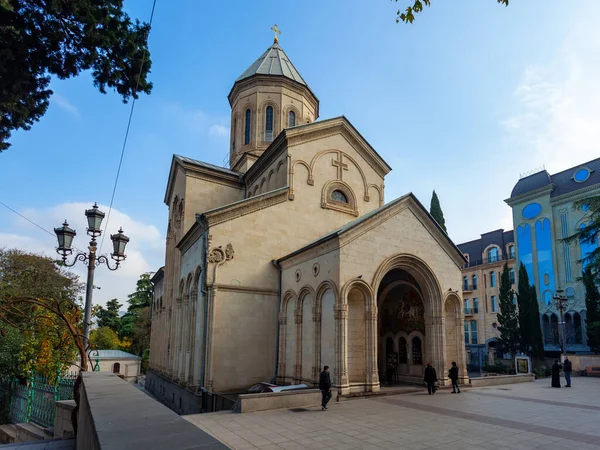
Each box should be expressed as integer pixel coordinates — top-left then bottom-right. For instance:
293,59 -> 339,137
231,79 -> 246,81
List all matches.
551,360 -> 562,388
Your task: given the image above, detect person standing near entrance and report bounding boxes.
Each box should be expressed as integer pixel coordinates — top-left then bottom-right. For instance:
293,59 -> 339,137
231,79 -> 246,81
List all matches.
449,361 -> 460,393
424,362 -> 438,395
551,360 -> 562,388
319,365 -> 332,410
563,357 -> 572,387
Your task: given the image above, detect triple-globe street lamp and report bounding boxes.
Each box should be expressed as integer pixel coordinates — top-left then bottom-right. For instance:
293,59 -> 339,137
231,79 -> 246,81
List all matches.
54,203 -> 130,353
553,289 -> 569,355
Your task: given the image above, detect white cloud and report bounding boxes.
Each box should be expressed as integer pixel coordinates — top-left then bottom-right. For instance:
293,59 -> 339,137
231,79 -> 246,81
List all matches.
53,93 -> 80,118
209,124 -> 229,137
0,203 -> 164,309
502,21 -> 600,173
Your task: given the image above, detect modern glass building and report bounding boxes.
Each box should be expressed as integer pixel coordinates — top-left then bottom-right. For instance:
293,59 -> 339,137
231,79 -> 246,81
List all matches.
505,157 -> 600,354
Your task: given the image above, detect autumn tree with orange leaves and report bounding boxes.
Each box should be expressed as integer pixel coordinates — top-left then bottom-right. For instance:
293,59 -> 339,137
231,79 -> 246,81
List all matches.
0,249 -> 86,381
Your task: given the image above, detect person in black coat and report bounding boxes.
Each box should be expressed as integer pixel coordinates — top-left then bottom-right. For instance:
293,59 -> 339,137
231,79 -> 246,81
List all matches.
448,361 -> 460,393
563,357 -> 572,387
551,360 -> 562,388
319,365 -> 332,410
424,362 -> 438,395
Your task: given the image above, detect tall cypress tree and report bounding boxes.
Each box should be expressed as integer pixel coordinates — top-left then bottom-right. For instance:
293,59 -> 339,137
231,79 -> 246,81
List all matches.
429,190 -> 447,233
528,286 -> 545,359
497,263 -> 519,363
516,263 -> 531,354
583,267 -> 600,353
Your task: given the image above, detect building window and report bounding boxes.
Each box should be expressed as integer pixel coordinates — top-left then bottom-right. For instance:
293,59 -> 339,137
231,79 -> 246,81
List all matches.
491,295 -> 497,313
465,298 -> 469,313
265,106 -> 274,142
580,223 -> 599,272
471,320 -> 478,344
244,109 -> 251,145
574,168 -> 591,183
331,189 -> 348,203
113,362 -> 120,374
508,245 -> 515,259
398,337 -> 408,364
473,298 -> 479,313
288,110 -> 296,127
512,294 -> 517,306
464,322 -> 470,344
412,337 -> 423,365
463,276 -> 469,291
509,268 -> 515,285
566,287 -> 575,299
232,118 -> 237,152
472,275 -> 478,290
487,247 -> 499,263
490,271 -> 496,288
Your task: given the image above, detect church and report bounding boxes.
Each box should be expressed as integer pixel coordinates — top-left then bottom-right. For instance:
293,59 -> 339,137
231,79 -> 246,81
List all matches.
147,31 -> 468,413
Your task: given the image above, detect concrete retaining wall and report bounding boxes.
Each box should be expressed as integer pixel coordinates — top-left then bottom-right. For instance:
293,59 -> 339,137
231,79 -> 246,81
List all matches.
470,374 -> 534,387
53,400 -> 75,439
237,389 -> 321,413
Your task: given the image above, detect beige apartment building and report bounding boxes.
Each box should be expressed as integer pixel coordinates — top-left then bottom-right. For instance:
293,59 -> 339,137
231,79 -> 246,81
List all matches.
457,229 -> 516,371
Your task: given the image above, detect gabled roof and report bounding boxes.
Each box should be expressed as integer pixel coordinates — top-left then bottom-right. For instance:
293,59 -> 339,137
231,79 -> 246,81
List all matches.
94,350 -> 141,360
235,42 -> 307,86
508,157 -> 600,201
278,193 -> 465,265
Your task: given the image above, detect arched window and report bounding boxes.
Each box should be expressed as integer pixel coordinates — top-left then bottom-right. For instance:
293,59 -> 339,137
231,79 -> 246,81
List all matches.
487,247 -> 499,263
508,245 -> 515,259
288,110 -> 296,127
244,109 -> 251,145
386,337 -> 394,357
472,275 -> 478,290
412,337 -> 422,365
232,118 -> 237,151
331,190 -> 348,203
398,337 -> 408,364
470,320 -> 478,344
473,298 -> 479,313
113,362 -> 121,374
265,106 -> 274,142
463,276 -> 468,290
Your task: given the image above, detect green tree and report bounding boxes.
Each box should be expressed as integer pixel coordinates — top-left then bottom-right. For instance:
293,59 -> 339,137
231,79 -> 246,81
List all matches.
0,0 -> 153,152
429,190 -> 447,233
0,249 -> 85,376
127,273 -> 153,311
583,267 -> 600,353
396,0 -> 509,24
516,263 -> 544,359
564,196 -> 600,277
90,326 -> 120,350
95,298 -> 122,332
496,263 -> 519,364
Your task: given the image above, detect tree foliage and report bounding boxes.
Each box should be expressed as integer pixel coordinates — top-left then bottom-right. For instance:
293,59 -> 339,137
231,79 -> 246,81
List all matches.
429,190 -> 447,233
516,263 -> 544,359
395,0 -> 509,24
496,263 -> 519,361
0,0 -> 153,152
94,298 -> 122,332
127,273 -> 152,311
90,326 -> 129,351
583,267 -> 600,353
0,249 -> 85,377
564,196 -> 600,278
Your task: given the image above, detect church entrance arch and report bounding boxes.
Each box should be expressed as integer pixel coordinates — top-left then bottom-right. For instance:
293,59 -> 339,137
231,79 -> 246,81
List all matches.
372,255 -> 444,385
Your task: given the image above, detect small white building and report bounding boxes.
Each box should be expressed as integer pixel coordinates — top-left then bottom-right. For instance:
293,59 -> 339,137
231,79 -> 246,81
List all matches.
88,350 -> 142,383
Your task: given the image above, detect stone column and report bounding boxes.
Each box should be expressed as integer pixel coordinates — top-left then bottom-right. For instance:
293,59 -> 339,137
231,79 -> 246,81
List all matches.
277,312 -> 287,384
335,304 -> 349,394
429,314 -> 445,383
365,305 -> 380,392
313,307 -> 322,385
294,309 -> 303,384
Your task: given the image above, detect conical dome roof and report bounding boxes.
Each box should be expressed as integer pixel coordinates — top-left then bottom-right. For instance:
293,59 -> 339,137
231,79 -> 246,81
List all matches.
235,42 -> 307,86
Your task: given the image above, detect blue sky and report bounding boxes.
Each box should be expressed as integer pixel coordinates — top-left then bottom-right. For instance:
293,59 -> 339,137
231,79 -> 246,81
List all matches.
2,0 -> 600,306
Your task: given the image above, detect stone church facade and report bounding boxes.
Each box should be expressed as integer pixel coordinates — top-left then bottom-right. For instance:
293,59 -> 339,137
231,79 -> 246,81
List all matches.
147,37 -> 467,412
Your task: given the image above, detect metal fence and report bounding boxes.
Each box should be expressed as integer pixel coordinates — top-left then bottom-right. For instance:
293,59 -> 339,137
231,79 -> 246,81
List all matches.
6,372 -> 78,429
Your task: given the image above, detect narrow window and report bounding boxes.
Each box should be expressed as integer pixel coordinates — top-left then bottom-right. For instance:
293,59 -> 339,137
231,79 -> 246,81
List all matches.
487,247 -> 499,263
288,110 -> 296,127
509,268 -> 515,285
412,337 -> 422,365
398,337 -> 408,364
464,322 -> 470,344
232,118 -> 237,151
265,106 -> 274,142
473,298 -> 479,313
464,299 -> 470,314
508,245 -> 515,259
244,109 -> 251,145
491,295 -> 497,313
490,272 -> 496,288
463,276 -> 469,290
113,362 -> 120,373
471,320 -> 478,344
472,275 -> 478,290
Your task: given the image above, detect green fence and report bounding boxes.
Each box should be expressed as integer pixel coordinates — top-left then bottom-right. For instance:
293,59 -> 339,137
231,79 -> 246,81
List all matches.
7,371 -> 78,429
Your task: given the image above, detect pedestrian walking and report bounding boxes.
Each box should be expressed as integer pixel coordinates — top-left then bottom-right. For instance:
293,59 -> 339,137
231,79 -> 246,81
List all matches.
448,361 -> 461,393
551,359 -> 562,388
319,365 -> 332,410
563,357 -> 572,387
424,362 -> 438,395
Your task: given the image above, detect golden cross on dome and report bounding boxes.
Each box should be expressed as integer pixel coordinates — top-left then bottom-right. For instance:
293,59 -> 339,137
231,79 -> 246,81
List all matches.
271,24 -> 281,43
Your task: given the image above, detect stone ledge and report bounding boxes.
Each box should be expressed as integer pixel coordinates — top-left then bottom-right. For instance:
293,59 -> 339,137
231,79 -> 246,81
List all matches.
470,374 -> 534,387
237,389 -> 321,413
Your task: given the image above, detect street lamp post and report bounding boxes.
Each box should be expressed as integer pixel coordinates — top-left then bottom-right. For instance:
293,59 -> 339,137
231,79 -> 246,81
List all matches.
54,203 -> 130,358
553,289 -> 569,355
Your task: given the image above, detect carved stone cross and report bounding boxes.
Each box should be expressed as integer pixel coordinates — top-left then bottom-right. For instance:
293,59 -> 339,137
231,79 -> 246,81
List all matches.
332,153 -> 348,180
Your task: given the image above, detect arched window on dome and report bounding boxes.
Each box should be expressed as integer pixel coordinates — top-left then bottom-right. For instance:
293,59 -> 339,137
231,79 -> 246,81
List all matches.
265,106 -> 274,142
288,110 -> 296,127
244,109 -> 251,145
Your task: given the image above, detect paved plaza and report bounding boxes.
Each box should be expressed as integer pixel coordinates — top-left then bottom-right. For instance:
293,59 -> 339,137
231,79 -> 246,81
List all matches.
184,378 -> 600,449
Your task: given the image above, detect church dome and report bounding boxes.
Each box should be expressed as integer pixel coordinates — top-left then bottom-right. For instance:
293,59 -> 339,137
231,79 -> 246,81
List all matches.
235,42 -> 308,87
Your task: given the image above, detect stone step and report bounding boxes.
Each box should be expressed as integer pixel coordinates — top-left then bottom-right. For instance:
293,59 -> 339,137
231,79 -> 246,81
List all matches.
0,437 -> 75,449
0,424 -> 18,444
14,423 -> 52,441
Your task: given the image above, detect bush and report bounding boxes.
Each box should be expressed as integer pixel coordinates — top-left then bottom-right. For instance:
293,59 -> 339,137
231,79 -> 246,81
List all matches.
483,363 -> 508,374
534,366 -> 550,379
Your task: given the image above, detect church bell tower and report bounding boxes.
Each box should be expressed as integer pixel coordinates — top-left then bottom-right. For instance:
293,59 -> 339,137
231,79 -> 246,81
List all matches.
227,26 -> 320,173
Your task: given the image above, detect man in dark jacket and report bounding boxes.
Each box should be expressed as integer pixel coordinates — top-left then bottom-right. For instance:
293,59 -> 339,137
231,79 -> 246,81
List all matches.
319,365 -> 332,410
563,357 -> 572,387
449,361 -> 460,393
424,362 -> 438,395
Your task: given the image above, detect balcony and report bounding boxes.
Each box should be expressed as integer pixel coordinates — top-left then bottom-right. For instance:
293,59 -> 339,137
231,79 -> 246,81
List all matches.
463,253 -> 515,269
462,284 -> 474,292
464,307 -> 478,315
